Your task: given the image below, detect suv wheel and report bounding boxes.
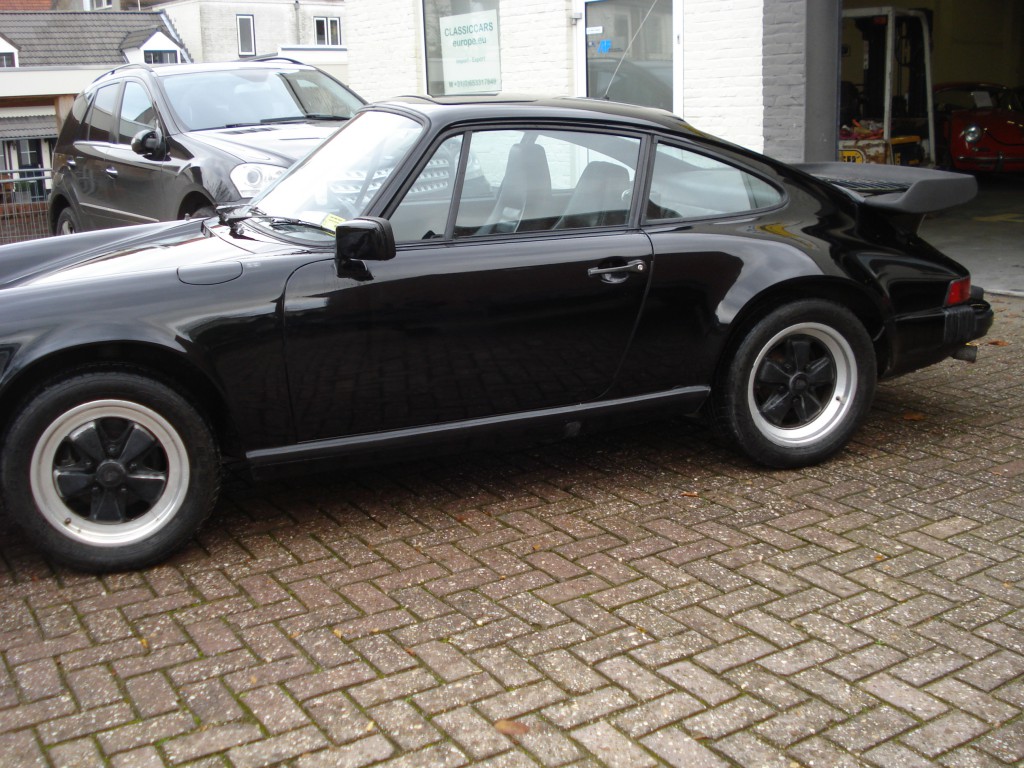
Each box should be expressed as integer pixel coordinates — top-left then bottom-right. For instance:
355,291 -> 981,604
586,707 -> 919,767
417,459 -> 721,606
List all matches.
55,207 -> 80,236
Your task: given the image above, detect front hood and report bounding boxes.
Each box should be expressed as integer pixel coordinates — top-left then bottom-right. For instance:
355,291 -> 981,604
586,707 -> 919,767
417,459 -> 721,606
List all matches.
959,109 -> 1024,146
185,122 -> 344,165
0,221 -> 279,290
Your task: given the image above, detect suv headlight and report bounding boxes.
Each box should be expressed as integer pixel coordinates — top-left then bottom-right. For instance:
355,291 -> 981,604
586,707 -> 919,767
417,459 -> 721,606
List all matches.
230,163 -> 287,198
962,124 -> 982,144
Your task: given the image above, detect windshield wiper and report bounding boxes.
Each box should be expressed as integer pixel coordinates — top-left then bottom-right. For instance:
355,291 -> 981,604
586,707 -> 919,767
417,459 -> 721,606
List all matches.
259,114 -> 350,124
218,206 -> 330,237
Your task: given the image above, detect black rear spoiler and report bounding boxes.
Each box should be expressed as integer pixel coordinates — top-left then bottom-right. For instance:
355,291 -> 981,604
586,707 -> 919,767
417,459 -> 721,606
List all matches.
793,162 -> 977,222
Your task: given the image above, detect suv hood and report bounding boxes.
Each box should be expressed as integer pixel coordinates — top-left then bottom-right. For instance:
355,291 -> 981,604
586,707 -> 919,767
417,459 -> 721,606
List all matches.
184,122 -> 345,166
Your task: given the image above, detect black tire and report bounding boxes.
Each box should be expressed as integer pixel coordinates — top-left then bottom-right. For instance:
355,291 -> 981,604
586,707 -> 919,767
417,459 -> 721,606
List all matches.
715,300 -> 876,468
2,372 -> 219,571
183,204 -> 215,221
55,207 -> 80,236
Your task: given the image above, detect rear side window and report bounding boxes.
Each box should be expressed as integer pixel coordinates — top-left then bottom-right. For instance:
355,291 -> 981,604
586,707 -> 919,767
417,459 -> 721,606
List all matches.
118,82 -> 158,144
58,92 -> 93,144
85,83 -> 120,143
646,142 -> 781,221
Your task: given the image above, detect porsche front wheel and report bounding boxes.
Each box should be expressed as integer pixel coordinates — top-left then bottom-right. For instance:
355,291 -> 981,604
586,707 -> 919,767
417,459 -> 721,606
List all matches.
716,300 -> 876,468
2,372 -> 219,571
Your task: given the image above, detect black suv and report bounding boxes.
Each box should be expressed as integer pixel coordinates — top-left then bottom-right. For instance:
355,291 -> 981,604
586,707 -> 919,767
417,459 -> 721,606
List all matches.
49,60 -> 364,234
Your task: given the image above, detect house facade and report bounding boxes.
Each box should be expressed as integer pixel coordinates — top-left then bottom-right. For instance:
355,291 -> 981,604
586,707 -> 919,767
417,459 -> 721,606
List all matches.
0,10 -> 188,199
148,0 -> 349,81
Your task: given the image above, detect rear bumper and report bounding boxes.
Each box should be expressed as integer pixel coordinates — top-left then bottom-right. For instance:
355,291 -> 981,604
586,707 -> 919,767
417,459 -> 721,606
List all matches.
884,287 -> 993,378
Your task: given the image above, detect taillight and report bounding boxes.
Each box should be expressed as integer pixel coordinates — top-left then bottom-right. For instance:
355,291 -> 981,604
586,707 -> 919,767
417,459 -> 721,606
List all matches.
945,277 -> 971,306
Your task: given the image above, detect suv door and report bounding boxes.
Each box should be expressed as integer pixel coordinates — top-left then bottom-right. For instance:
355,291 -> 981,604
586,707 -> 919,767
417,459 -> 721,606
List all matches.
72,82 -> 124,229
104,79 -> 181,225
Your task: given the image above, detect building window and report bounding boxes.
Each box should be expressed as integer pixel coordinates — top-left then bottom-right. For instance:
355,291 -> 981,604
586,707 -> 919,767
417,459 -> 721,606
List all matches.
144,50 -> 180,64
237,15 -> 256,57
0,53 -> 15,68
314,17 -> 341,46
423,0 -> 501,96
92,0 -> 112,8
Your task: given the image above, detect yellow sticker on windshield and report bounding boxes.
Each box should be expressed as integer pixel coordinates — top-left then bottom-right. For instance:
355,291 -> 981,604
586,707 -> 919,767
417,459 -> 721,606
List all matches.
321,214 -> 347,231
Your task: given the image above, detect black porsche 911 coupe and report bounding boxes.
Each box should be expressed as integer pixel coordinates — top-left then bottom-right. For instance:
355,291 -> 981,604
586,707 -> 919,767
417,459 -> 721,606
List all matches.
2,95 -> 992,570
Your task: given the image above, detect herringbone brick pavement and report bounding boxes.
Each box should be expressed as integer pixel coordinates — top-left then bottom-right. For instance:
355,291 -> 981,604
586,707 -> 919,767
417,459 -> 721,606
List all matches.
1,296 -> 1021,767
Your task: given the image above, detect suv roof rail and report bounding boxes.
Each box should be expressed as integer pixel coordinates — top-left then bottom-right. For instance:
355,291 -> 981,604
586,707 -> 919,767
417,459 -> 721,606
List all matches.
241,55 -> 308,66
91,62 -> 155,84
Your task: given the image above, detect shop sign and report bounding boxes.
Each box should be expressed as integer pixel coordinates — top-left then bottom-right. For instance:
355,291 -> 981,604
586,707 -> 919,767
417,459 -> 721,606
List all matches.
439,10 -> 501,94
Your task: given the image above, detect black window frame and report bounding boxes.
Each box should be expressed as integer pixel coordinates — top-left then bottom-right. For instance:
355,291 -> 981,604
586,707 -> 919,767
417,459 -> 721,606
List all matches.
641,137 -> 786,225
84,82 -> 122,144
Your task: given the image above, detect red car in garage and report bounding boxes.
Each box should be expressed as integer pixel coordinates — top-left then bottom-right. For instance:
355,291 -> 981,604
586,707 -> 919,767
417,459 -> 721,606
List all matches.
933,82 -> 1024,172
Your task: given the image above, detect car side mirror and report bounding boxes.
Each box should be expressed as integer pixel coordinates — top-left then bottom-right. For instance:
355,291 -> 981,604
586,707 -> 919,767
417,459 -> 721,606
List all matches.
335,217 -> 396,278
131,128 -> 167,160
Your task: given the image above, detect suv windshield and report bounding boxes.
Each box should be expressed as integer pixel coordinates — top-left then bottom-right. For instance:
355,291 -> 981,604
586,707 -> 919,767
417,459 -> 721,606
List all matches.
162,67 -> 364,131
249,110 -> 424,240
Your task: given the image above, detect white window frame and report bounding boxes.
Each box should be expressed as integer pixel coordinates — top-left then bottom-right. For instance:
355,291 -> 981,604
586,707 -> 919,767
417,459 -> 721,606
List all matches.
237,14 -> 256,57
314,17 -> 342,46
143,50 -> 180,65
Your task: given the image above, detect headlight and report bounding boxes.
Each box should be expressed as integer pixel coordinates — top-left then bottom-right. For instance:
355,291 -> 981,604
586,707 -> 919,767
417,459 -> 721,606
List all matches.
962,124 -> 982,144
230,164 -> 287,198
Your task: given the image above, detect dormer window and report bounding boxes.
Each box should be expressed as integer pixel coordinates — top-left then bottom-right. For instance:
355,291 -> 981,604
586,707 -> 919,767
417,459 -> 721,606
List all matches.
144,50 -> 180,64
0,53 -> 15,68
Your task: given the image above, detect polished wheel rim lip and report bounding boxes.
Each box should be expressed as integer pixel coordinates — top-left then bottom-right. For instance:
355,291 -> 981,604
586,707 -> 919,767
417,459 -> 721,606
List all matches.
31,399 -> 189,547
747,322 -> 857,448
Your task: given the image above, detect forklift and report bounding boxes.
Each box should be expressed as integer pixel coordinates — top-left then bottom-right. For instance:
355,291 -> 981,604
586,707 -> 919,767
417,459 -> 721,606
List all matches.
839,7 -> 935,166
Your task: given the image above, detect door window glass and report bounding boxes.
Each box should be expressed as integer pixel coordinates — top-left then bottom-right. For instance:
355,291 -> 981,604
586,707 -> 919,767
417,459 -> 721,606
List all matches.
118,82 -> 158,145
390,135 -> 463,242
454,129 -> 640,237
646,143 -> 781,221
86,83 -> 119,143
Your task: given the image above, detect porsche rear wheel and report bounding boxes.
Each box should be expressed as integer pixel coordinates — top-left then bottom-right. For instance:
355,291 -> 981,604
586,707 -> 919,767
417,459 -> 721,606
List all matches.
716,300 -> 876,468
2,371 -> 219,571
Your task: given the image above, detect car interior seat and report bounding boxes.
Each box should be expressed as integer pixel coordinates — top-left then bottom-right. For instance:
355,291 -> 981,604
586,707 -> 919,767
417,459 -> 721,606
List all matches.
477,142 -> 552,234
554,161 -> 631,229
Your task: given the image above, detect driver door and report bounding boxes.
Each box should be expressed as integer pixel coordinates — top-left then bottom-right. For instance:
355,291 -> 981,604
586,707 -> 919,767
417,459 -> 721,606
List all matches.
282,127 -> 653,442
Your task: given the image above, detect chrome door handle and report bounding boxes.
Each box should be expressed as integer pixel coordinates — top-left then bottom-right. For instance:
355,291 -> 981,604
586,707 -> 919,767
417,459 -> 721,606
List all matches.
588,259 -> 647,278
105,167 -> 118,179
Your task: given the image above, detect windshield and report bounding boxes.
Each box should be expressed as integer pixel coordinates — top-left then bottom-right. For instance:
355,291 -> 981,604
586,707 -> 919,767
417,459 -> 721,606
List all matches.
249,110 -> 424,240
162,67 -> 364,131
937,87 -> 1023,112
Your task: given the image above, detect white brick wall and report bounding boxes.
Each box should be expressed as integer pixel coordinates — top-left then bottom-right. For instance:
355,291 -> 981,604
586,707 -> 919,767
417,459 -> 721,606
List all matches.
681,0 -> 765,152
493,1 -> 574,96
347,0 -> 425,101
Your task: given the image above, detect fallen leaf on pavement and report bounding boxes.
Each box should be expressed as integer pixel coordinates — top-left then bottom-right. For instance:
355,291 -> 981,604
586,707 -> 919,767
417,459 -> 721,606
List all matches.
495,719 -> 529,736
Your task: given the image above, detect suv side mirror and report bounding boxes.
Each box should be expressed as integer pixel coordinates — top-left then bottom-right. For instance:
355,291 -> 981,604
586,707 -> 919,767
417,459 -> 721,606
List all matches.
131,128 -> 168,160
335,217 -> 396,277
